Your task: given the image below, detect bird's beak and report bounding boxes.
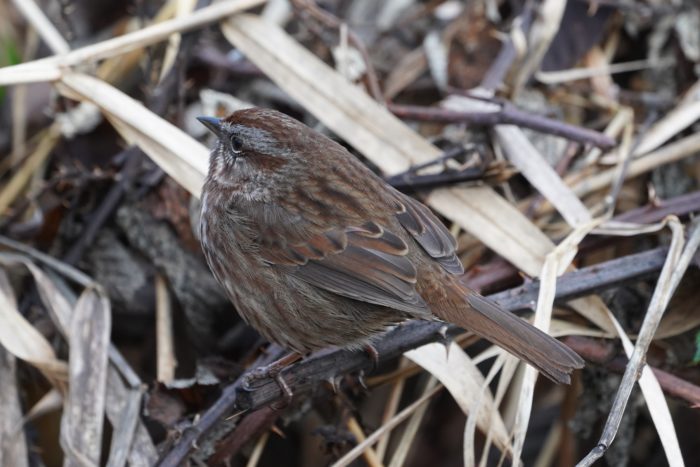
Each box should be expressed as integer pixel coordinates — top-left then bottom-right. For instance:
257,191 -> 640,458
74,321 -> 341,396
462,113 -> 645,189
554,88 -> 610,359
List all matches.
197,116 -> 223,137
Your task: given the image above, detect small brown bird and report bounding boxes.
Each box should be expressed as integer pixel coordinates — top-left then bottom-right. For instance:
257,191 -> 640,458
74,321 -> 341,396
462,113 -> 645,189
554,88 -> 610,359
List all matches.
197,108 -> 583,384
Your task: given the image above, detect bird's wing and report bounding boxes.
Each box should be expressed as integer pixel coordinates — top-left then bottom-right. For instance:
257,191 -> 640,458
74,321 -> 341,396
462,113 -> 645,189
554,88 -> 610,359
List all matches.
259,217 -> 431,317
394,193 -> 464,275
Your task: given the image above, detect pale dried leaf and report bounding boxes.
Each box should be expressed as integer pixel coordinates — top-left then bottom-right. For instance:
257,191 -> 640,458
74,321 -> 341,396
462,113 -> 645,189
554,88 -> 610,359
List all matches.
0,265 -> 68,382
0,0 -> 266,86
511,0 -> 566,95
578,218 -> 688,467
634,79 -> 700,156
156,274 -> 176,384
387,377 -> 438,467
56,72 -> 208,197
536,59 -> 668,84
582,106 -> 632,165
0,125 -> 60,215
383,46 -> 427,99
104,367 -> 158,466
60,289 -> 111,467
511,219 -> 603,463
11,0 -> 70,54
332,384 -> 444,467
480,354 -> 519,467
601,308 -> 683,467
23,389 -> 63,425
105,386 -> 143,467
0,346 -> 29,467
464,354 -> 510,467
570,132 -> 700,199
443,95 -> 591,227
656,273 -> 700,339
158,0 -> 197,82
405,342 -> 511,454
423,30 -> 448,91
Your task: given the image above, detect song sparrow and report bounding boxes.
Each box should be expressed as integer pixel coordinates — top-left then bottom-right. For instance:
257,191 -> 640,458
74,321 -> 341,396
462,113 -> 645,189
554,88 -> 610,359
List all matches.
197,108 -> 583,384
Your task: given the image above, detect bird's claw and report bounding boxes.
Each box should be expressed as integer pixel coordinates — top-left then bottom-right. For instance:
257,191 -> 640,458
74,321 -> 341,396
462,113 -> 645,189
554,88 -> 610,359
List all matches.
364,343 -> 380,371
242,363 -> 294,407
436,325 -> 451,346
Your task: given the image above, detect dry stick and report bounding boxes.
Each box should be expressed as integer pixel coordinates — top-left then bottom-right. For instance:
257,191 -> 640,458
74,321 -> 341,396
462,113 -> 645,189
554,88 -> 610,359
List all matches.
332,384 -> 445,467
245,431 -> 270,467
387,376 -> 439,467
61,147 -> 143,265
157,245 -> 676,466
157,348 -> 286,467
290,0 -> 384,103
374,358 -> 409,460
155,274 -> 176,384
571,132 -> 700,198
564,336 -> 700,406
388,104 -> 616,149
346,417 -> 384,467
603,121 -> 634,215
204,406 -> 279,465
577,218 -> 700,467
603,112 -> 659,215
480,3 -> 535,91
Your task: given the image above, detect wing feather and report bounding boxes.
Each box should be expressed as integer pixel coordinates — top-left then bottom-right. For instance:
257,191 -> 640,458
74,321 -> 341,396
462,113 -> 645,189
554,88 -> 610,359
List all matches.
259,220 -> 430,317
395,194 -> 464,275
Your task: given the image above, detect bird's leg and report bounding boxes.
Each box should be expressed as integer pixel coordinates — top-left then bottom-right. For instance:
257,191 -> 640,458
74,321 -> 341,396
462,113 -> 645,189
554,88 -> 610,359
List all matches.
243,352 -> 302,405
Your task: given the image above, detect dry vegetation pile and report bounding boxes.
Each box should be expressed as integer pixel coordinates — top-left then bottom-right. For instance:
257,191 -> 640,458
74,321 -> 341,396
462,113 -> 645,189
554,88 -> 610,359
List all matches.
1,0 -> 700,466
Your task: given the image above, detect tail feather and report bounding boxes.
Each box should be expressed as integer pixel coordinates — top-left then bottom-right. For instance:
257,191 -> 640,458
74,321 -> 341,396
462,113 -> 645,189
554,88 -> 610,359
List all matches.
436,286 -> 584,384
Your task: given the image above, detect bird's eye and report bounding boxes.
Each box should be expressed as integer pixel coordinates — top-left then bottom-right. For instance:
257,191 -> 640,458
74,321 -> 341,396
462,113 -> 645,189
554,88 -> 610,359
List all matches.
230,135 -> 244,153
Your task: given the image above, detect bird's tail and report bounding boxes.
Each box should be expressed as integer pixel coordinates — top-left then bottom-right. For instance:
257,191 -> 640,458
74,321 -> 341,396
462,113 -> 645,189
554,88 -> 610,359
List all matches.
436,282 -> 584,384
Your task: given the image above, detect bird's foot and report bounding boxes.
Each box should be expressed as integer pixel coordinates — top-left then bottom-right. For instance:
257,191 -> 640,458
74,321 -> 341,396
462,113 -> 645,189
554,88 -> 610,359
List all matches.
242,352 -> 301,407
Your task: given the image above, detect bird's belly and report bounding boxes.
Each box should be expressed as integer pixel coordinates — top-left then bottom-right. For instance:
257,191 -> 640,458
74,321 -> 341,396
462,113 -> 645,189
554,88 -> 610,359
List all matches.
209,250 -> 403,352
201,212 -> 407,352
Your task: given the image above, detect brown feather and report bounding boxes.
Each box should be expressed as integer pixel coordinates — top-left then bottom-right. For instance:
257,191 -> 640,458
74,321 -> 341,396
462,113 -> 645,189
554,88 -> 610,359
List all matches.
200,107 -> 585,376
432,281 -> 584,384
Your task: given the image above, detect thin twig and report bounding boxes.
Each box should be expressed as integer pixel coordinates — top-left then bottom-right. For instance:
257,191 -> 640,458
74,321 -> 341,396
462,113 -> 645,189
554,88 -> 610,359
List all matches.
205,406 -> 280,466
155,346 -> 286,467
577,218 -> 700,466
62,147 -> 143,265
480,3 -> 535,91
564,336 -> 700,406
332,384 -> 444,467
604,112 -> 658,215
389,103 -> 616,149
